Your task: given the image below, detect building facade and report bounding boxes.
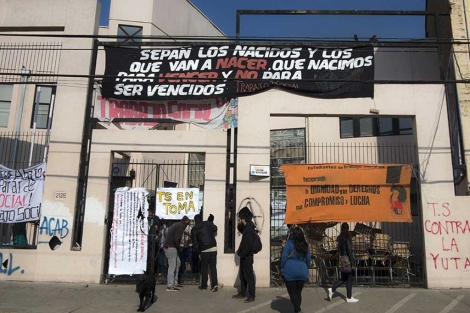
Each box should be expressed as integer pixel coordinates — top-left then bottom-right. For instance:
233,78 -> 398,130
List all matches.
1,0 -> 470,290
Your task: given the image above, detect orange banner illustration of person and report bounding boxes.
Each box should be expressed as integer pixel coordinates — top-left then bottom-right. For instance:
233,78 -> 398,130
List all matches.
281,163 -> 413,224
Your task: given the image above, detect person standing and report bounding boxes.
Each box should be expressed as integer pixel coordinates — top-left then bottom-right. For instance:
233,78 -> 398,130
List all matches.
280,227 -> 311,313
157,221 -> 169,283
328,222 -> 359,303
164,216 -> 190,291
192,214 -> 219,291
178,223 -> 192,284
232,207 -> 256,303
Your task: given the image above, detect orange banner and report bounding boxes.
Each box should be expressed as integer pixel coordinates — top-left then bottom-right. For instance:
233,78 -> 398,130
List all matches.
281,163 -> 413,224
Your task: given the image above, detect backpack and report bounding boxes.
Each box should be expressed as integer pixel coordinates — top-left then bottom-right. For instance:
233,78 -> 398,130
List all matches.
252,232 -> 262,254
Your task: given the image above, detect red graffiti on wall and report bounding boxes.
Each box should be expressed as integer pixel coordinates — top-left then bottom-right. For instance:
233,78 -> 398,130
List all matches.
425,202 -> 470,270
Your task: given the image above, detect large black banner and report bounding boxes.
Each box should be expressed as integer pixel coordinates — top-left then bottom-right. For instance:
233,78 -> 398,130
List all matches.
102,45 -> 374,100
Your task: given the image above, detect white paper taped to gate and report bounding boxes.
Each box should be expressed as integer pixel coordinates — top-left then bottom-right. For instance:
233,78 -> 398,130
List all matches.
108,187 -> 149,275
0,163 -> 46,223
155,188 -> 200,219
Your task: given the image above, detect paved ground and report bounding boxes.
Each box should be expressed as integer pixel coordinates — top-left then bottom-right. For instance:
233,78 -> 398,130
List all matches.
1,281 -> 470,313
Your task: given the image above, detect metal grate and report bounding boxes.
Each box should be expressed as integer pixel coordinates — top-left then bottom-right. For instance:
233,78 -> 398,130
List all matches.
0,130 -> 49,248
270,141 -> 425,287
0,42 -> 62,83
102,157 -> 205,285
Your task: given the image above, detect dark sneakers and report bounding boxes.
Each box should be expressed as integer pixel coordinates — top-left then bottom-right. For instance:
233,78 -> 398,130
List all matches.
232,293 -> 245,299
244,297 -> 255,303
198,286 -> 208,290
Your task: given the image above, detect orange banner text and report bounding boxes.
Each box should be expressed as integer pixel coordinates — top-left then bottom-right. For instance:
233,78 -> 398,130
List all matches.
281,163 -> 413,224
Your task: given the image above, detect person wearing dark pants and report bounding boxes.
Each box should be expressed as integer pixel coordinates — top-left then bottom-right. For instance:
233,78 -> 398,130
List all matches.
191,214 -> 219,291
200,250 -> 218,290
232,207 -> 257,303
281,227 -> 311,313
285,281 -> 305,313
330,271 -> 353,299
328,223 -> 359,303
238,255 -> 255,301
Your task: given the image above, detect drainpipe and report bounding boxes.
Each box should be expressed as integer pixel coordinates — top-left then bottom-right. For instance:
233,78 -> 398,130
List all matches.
28,87 -> 41,167
462,0 -> 470,60
11,68 -> 30,168
43,94 -> 55,163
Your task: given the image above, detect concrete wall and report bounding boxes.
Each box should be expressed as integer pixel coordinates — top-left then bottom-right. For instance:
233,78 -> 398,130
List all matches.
427,0 -> 470,192
87,130 -> 228,283
0,0 -> 226,283
0,0 -> 100,282
238,82 -> 470,288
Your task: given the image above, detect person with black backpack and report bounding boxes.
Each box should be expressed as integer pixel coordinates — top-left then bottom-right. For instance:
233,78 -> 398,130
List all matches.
232,206 -> 257,303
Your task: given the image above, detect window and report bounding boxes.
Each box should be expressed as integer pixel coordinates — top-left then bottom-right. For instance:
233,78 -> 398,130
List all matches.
340,117 -> 413,138
98,0 -> 110,27
378,117 -> 394,136
399,118 -> 413,135
0,84 -> 13,127
117,24 -> 143,43
339,118 -> 354,138
31,86 -> 55,129
359,117 -> 375,137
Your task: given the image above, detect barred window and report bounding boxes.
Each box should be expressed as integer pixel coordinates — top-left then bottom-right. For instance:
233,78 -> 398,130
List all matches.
0,84 -> 13,127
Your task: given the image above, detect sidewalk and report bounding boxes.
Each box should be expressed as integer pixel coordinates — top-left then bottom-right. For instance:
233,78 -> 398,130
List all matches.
1,281 -> 470,313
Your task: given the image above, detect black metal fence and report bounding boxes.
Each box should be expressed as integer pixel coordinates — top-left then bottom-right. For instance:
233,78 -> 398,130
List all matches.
270,141 -> 425,287
102,156 -> 205,285
0,42 -> 62,84
0,131 -> 49,248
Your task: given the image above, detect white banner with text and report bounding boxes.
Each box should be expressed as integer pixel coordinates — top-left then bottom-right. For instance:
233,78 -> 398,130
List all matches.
108,187 -> 148,275
0,163 -> 46,223
155,188 -> 200,219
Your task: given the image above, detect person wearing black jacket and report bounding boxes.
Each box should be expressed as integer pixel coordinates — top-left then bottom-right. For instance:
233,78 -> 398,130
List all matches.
192,214 -> 219,291
328,223 -> 359,303
232,206 -> 256,303
164,216 -> 190,291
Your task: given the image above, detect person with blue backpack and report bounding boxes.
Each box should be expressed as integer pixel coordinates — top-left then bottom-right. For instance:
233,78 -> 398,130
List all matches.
281,227 -> 311,313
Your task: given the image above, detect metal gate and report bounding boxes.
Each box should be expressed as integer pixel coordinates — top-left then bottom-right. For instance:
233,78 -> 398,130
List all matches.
270,141 -> 425,287
102,157 -> 205,284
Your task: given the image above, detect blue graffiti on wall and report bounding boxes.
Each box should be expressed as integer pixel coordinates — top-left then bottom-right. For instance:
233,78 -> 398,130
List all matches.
0,252 -> 24,275
39,216 -> 69,239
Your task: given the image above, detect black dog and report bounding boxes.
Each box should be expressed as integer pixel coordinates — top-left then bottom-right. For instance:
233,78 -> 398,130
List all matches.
135,273 -> 156,312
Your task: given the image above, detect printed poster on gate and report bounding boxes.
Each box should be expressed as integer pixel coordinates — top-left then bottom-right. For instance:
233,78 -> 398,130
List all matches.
281,163 -> 412,224
101,45 -> 374,100
155,188 -> 200,220
0,163 -> 46,223
108,187 -> 148,275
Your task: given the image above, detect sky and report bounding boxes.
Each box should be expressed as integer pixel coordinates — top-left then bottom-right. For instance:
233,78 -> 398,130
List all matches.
99,0 -> 426,40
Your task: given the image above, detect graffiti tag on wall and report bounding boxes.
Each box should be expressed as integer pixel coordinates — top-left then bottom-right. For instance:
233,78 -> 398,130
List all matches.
38,216 -> 69,245
425,202 -> 470,270
0,252 -> 24,275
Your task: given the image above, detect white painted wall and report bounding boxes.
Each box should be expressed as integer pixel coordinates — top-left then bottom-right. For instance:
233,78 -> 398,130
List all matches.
0,0 -> 100,282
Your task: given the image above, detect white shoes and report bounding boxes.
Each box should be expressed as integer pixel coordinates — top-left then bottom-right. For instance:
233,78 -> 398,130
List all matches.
327,288 -> 333,301
347,297 -> 359,303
